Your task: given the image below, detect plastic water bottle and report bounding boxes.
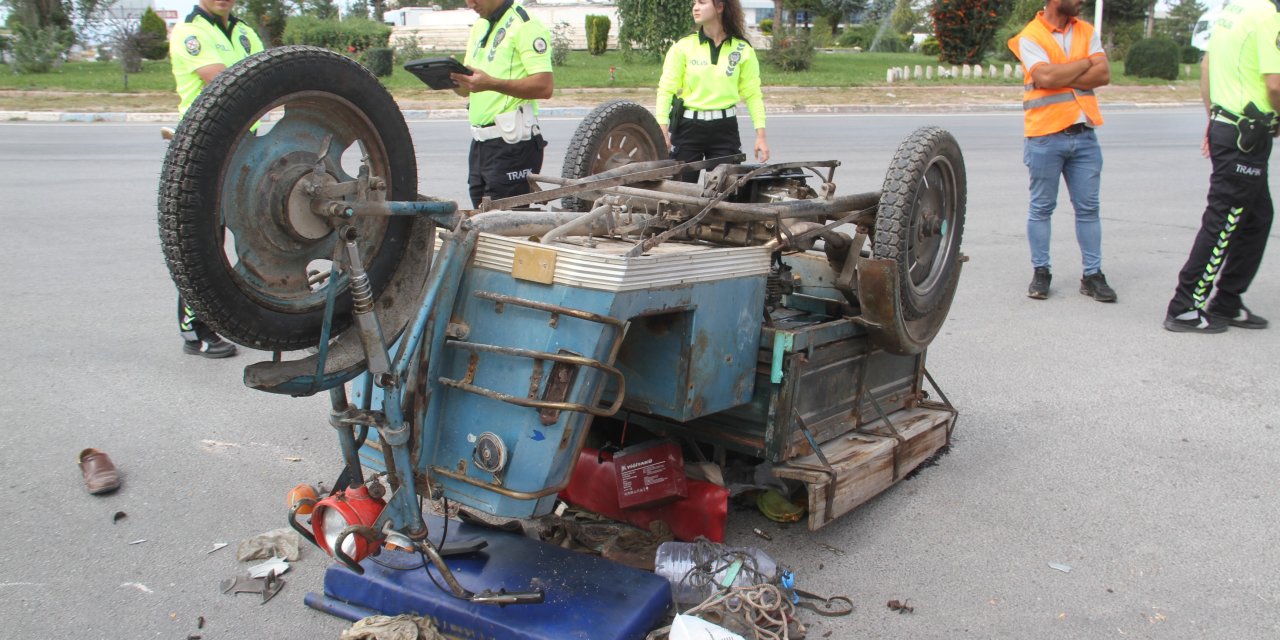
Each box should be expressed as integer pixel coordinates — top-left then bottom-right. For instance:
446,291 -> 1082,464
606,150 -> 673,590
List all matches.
653,540 -> 779,606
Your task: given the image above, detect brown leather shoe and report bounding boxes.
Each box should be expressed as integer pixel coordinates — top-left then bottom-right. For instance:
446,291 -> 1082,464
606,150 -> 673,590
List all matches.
79,448 -> 120,494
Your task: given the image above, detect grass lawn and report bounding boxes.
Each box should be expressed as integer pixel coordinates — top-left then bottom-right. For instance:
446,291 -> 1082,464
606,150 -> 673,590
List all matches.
0,59 -> 177,92
0,50 -> 1199,95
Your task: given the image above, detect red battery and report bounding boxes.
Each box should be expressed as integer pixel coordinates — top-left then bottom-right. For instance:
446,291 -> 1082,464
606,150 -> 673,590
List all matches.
614,440 -> 688,510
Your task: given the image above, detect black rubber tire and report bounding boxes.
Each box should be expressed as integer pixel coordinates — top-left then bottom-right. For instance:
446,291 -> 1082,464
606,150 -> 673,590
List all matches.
559,100 -> 666,211
872,126 -> 967,322
158,46 -> 417,351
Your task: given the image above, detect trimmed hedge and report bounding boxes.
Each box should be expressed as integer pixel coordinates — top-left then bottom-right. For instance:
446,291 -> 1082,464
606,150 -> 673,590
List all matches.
140,7 -> 168,60
585,14 -> 610,55
1125,37 -> 1179,80
364,47 -> 393,76
759,18 -> 773,35
836,24 -> 913,52
920,36 -> 940,57
282,16 -> 391,54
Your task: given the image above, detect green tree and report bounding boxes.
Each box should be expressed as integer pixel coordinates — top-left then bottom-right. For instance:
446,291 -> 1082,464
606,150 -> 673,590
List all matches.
299,0 -> 339,20
865,0 -> 895,24
244,0 -> 289,45
139,6 -> 167,60
824,0 -> 868,29
344,0 -> 367,19
617,0 -> 693,61
788,0 -> 822,27
891,0 -> 918,34
1005,0 -> 1041,28
585,14 -> 610,55
10,24 -> 65,72
2,0 -> 79,61
1158,0 -> 1205,46
930,0 -> 1013,63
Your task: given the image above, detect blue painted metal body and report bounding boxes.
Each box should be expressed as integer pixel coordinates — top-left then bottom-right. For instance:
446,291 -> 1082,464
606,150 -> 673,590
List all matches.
353,235 -> 768,519
305,515 -> 672,640
607,277 -> 765,421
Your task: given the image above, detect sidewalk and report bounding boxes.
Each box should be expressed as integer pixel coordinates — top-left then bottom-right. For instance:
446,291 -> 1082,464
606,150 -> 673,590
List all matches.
0,84 -> 1201,122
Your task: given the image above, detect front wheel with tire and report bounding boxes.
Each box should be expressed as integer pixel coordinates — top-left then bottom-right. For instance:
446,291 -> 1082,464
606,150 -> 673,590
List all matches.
158,45 -> 418,352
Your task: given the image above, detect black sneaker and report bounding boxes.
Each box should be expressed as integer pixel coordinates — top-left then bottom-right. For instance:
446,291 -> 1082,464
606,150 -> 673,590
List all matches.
1163,310 -> 1228,334
183,336 -> 238,358
1027,267 -> 1051,299
1211,305 -> 1269,329
1080,272 -> 1117,302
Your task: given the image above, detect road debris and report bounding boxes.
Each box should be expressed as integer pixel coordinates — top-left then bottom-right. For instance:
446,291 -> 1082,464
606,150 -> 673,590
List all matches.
340,614 -> 447,640
112,511 -> 127,524
206,542 -> 229,554
887,599 -> 914,614
237,528 -> 301,561
1048,562 -> 1072,573
200,439 -> 242,453
128,539 -> 146,545
248,556 -> 290,579
751,527 -> 772,541
120,582 -> 153,593
221,570 -> 284,604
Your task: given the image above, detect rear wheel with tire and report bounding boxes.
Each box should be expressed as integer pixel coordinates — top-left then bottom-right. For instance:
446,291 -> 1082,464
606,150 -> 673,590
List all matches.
158,46 -> 418,352
559,100 -> 667,211
872,126 -> 966,323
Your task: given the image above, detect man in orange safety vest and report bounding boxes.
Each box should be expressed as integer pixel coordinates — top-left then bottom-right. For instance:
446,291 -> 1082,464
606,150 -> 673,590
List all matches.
1009,0 -> 1116,303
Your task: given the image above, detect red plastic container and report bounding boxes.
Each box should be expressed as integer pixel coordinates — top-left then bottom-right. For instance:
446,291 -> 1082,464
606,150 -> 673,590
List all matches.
613,440 -> 688,510
561,447 -> 727,542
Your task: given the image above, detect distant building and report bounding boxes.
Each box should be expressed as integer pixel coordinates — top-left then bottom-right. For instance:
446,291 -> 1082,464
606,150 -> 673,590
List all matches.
741,0 -> 775,26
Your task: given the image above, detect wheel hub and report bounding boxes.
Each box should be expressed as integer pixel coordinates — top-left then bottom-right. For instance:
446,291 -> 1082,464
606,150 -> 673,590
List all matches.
286,171 -> 338,241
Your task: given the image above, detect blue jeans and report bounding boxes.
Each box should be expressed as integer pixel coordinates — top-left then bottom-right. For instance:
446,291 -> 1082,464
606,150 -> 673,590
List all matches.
1023,128 -> 1103,275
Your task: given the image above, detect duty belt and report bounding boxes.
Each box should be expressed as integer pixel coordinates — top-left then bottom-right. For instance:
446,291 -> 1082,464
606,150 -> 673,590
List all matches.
682,106 -> 737,120
1210,105 -> 1241,125
476,122 -> 504,142
471,124 -> 505,142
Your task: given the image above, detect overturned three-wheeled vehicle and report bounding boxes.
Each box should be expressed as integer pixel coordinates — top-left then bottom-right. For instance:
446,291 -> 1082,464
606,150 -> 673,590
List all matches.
160,46 -> 965,638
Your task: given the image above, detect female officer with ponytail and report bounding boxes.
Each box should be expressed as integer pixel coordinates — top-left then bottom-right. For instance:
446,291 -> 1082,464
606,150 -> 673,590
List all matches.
656,0 -> 768,180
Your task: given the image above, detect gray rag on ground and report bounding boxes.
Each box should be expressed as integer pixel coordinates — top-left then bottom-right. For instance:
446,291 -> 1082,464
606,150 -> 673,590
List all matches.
236,527 -> 301,561
339,614 -> 445,640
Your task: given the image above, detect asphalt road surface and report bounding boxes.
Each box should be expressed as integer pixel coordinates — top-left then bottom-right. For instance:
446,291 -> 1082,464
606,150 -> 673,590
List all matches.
1,109 -> 1277,639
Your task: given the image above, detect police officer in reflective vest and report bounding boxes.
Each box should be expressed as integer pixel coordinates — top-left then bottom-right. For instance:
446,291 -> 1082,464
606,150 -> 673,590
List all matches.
450,0 -> 553,208
1009,0 -> 1116,302
1164,0 -> 1278,333
656,0 -> 768,182
167,0 -> 264,358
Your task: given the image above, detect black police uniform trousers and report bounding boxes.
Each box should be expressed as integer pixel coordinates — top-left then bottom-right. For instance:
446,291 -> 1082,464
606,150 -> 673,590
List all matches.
1168,120 -> 1275,317
468,135 -> 546,208
177,297 -> 215,343
670,117 -> 742,183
